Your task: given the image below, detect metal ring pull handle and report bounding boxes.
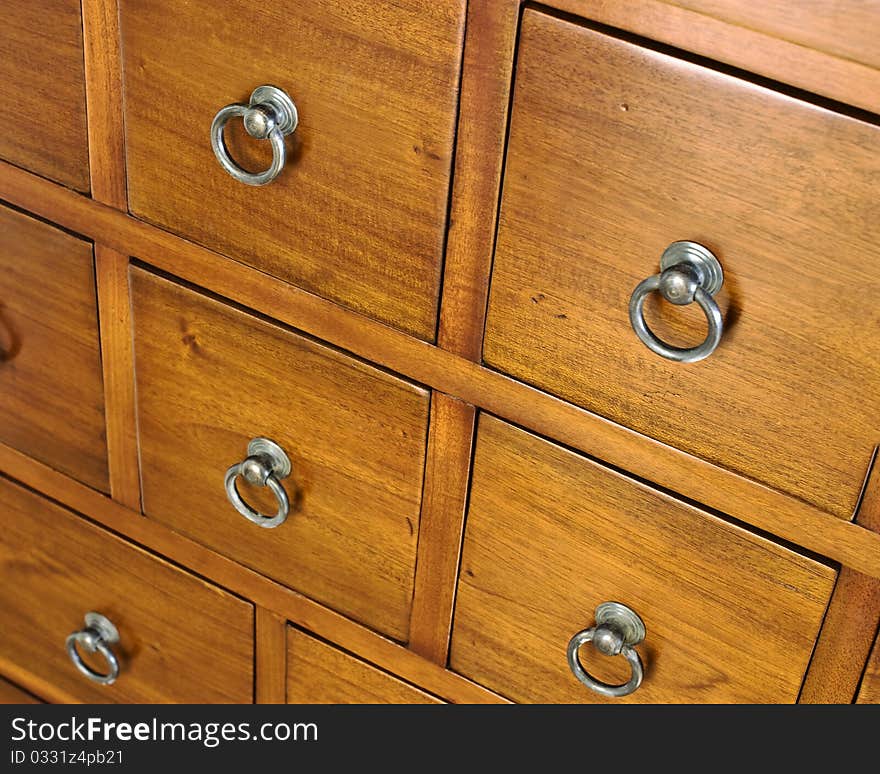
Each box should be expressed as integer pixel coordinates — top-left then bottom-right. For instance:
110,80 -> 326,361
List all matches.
629,241 -> 725,363
567,602 -> 646,698
225,437 -> 293,528
65,612 -> 120,686
210,85 -> 298,186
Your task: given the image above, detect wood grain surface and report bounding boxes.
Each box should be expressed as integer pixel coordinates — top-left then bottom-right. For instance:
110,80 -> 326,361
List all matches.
119,0 -> 464,340
437,0 -> 519,359
83,1 -> 141,508
800,569 -> 880,703
131,268 -> 429,641
858,630 -> 880,704
287,627 -> 441,704
0,676 -> 41,705
82,0 -> 127,207
664,0 -> 880,70
801,450 -> 880,703
0,658 -> 76,705
0,205 -> 108,492
408,393 -> 476,663
0,476 -> 254,703
485,10 -> 880,521
256,608 -> 287,704
450,416 -> 837,703
94,246 -> 140,508
1,162 -> 879,579
0,0 -> 89,191
553,0 -> 880,115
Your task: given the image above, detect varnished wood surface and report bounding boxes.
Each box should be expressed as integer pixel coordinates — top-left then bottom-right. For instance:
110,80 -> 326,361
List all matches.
438,0 -> 520,359
287,627 -> 442,704
119,0 -> 464,340
408,394 -> 476,663
1,162 -> 878,579
83,1 -> 141,509
858,630 -> 880,704
94,246 -> 140,509
256,608 -> 287,704
0,676 -> 41,705
83,1 -> 140,509
0,205 -> 108,492
663,0 -> 880,71
82,0 -> 127,207
0,476 -> 254,703
131,268 -> 429,642
486,10 -> 880,521
451,416 -> 836,703
0,443 -> 505,704
554,0 -> 880,115
0,0 -> 89,191
801,450 -> 880,703
800,569 -> 880,703
0,658 -> 77,704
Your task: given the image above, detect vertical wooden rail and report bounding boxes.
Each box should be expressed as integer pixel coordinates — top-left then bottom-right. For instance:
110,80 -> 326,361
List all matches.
408,394 -> 476,663
82,0 -> 141,510
800,448 -> 880,703
255,608 -> 288,703
437,0 -> 520,361
82,0 -> 127,209
408,1 -> 520,664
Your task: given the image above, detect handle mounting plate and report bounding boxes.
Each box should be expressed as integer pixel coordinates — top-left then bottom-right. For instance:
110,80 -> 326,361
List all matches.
594,602 -> 646,646
83,612 -> 120,646
249,85 -> 298,136
659,241 -> 724,295
246,437 -> 292,479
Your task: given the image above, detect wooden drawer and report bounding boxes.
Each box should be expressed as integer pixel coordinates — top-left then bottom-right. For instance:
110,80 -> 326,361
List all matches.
484,10 -> 880,521
119,0 -> 465,340
0,0 -> 89,190
0,676 -> 41,705
450,416 -> 836,703
0,205 -> 108,492
287,627 -> 441,703
0,476 -> 254,703
131,268 -> 430,641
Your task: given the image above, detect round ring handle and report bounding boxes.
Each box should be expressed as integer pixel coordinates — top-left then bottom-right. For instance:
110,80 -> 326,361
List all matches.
210,85 -> 298,186
224,437 -> 293,528
567,602 -> 646,699
628,241 -> 724,363
65,612 -> 120,686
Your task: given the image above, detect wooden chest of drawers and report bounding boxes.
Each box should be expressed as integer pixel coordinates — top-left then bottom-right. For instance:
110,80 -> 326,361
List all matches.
0,0 -> 878,705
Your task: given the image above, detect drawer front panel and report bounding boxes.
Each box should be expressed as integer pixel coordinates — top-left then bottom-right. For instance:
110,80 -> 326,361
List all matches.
131,268 -> 429,641
484,10 -> 880,520
287,627 -> 441,704
0,477 -> 254,703
120,0 -> 465,340
450,416 -> 836,703
0,205 -> 108,491
0,0 -> 89,190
